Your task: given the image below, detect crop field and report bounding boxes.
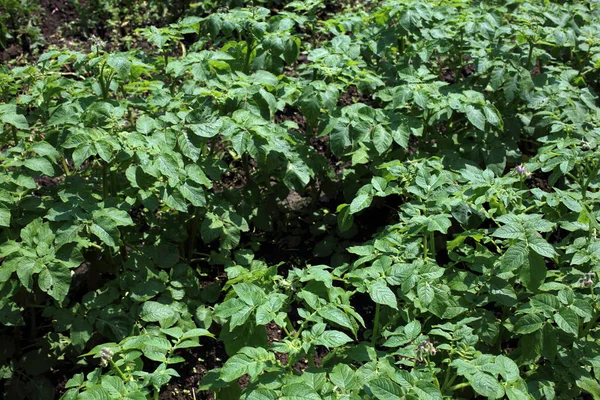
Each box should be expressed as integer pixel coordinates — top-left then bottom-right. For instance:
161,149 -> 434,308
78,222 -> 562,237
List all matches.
1,0 -> 600,399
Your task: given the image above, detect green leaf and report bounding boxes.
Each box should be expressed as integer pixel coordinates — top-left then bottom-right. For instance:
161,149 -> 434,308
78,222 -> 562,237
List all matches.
577,377 -> 600,400
329,364 -> 357,391
553,308 -> 579,336
0,207 -> 10,227
465,105 -> 486,131
179,183 -> 206,207
90,223 -> 118,248
336,204 -> 354,232
349,194 -> 372,214
369,281 -> 398,309
417,280 -> 435,307
15,257 -> 37,290
73,143 -> 95,168
38,263 -> 71,301
483,104 -> 502,127
427,214 -> 452,234
231,129 -> 252,156
107,54 -> 132,80
527,234 -> 556,258
368,377 -> 403,400
178,131 -> 201,162
0,104 -> 29,129
372,125 -> 393,154
541,324 -> 557,362
493,224 -> 524,239
23,158 -> 54,176
280,383 -> 321,400
285,159 -> 311,189
500,242 -> 528,272
317,305 -> 354,331
136,115 -> 156,134
156,154 -> 180,181
514,314 -> 544,334
520,252 -> 546,292
220,347 -> 270,382
496,355 -> 520,383
314,330 -> 353,348
188,120 -> 222,138
140,301 -> 178,326
469,371 -> 504,399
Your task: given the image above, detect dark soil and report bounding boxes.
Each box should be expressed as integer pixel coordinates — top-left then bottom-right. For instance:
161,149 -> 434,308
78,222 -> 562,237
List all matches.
160,339 -> 228,400
38,0 -> 78,44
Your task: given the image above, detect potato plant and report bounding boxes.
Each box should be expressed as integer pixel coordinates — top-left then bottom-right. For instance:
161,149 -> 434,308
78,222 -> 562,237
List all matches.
1,0 -> 600,399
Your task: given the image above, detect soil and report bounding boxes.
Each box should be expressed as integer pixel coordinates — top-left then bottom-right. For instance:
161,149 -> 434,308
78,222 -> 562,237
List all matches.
159,339 -> 228,400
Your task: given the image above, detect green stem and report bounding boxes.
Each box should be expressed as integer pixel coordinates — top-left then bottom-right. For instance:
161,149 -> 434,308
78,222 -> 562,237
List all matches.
526,40 -> 535,70
243,34 -> 253,74
11,126 -> 17,144
61,157 -> 71,176
109,359 -> 128,382
423,235 -> 428,259
102,163 -> 109,200
372,303 -> 381,344
429,232 -> 435,258
110,169 -> 117,197
449,382 -> 470,392
582,162 -> 599,199
243,153 -> 253,187
580,310 -> 600,338
187,212 -> 200,262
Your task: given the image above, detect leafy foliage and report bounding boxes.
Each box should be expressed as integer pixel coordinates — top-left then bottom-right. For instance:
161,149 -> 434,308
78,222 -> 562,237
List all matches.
2,0 -> 600,399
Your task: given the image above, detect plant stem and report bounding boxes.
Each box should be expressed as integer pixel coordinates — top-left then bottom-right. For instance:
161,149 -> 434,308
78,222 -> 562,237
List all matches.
102,163 -> 109,200
109,359 -> 128,382
243,34 -> 253,74
449,382 -> 470,392
580,310 -> 600,338
429,232 -> 435,258
526,40 -> 534,70
61,157 -> 71,176
372,303 -> 381,344
11,126 -> 17,144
